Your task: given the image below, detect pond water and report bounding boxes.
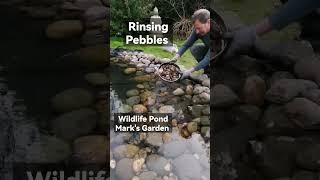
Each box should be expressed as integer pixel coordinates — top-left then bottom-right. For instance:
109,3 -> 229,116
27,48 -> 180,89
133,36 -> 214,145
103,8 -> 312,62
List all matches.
109,51 -> 211,180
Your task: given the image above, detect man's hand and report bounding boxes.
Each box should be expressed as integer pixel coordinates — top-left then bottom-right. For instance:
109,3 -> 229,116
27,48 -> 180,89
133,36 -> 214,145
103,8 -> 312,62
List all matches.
223,26 -> 257,59
169,54 -> 180,63
181,67 -> 195,79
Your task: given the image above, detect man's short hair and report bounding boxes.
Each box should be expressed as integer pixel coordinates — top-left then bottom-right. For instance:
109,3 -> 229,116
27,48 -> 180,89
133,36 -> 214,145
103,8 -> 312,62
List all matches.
192,9 -> 210,24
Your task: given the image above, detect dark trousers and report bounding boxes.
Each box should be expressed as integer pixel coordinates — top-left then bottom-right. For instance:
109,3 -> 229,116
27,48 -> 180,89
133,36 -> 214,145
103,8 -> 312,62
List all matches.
190,44 -> 210,76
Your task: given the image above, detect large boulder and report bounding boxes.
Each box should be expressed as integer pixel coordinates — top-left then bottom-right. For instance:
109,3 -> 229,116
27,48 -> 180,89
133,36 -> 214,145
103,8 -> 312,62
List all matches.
261,105 -> 292,129
212,84 -> 239,108
159,140 -> 187,158
285,98 -> 320,128
294,57 -> 320,85
126,89 -> 139,97
301,89 -> 320,105
84,72 -> 108,86
51,88 -> 94,113
73,0 -> 102,10
268,71 -> 295,88
257,137 -> 299,179
24,135 -> 71,163
112,144 -> 139,160
146,154 -> 170,176
72,45 -> 108,68
51,108 -> 98,141
266,79 -> 317,104
82,29 -> 108,46
172,154 -> 202,180
46,20 -> 83,39
291,171 -> 318,180
132,104 -> 148,113
72,135 -> 108,164
115,158 -> 135,180
83,6 -> 109,22
159,105 -> 175,114
255,40 -> 315,66
126,96 -> 140,106
242,75 -> 266,106
296,144 -> 320,171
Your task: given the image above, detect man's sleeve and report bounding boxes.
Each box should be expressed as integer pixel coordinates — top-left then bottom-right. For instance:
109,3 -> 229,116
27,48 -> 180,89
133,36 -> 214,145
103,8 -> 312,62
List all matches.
177,30 -> 198,57
269,0 -> 320,30
194,49 -> 210,71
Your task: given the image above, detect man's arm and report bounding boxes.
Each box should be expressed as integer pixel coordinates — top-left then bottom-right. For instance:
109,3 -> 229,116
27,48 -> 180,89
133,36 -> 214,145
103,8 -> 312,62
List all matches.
194,49 -> 210,71
268,0 -> 320,31
177,30 -> 198,57
181,50 -> 210,79
224,0 -> 320,58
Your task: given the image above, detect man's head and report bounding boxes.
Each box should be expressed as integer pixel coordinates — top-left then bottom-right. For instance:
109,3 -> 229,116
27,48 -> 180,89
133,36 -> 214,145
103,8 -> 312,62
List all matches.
192,9 -> 210,36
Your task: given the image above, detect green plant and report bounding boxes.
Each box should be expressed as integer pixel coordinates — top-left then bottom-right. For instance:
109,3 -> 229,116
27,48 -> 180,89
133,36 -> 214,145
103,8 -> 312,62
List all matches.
111,0 -> 155,36
173,18 -> 193,39
155,0 -> 208,38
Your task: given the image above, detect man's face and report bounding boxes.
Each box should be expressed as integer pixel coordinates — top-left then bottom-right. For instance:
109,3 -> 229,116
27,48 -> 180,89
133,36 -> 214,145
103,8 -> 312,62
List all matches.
194,19 -> 210,36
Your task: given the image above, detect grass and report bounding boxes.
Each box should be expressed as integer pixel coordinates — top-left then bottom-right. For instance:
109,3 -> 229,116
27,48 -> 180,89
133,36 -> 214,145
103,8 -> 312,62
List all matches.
110,37 -> 201,71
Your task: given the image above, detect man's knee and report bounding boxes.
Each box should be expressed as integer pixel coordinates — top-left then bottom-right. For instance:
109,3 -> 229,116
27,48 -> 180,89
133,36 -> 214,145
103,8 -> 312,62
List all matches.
190,44 -> 207,61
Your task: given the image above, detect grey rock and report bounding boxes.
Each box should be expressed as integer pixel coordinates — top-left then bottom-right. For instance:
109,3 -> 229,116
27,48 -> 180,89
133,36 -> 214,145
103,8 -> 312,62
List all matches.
193,85 -> 209,95
255,40 -> 315,66
202,106 -> 210,115
51,88 -> 93,113
146,133 -> 163,147
159,105 -> 175,114
294,57 -> 320,85
146,154 -> 170,176
173,88 -> 185,96
126,89 -> 139,97
188,105 -> 205,117
301,89 -> 320,105
24,135 -> 71,163
46,20 -> 83,40
268,71 -> 295,88
292,171 -> 317,180
126,96 -> 140,106
113,144 -> 139,160
119,104 -> 132,113
73,0 -> 102,10
145,67 -> 155,73
285,98 -> 320,128
84,72 -> 108,86
84,6 -> 108,22
200,116 -> 210,126
199,92 -> 210,104
51,108 -> 97,141
242,75 -> 266,106
139,171 -> 157,180
262,105 -> 292,129
172,154 -> 202,180
160,140 -> 187,158
212,84 -> 239,108
266,79 -> 318,104
202,79 -> 210,87
115,158 -> 135,180
296,144 -> 320,170
82,29 -> 107,46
